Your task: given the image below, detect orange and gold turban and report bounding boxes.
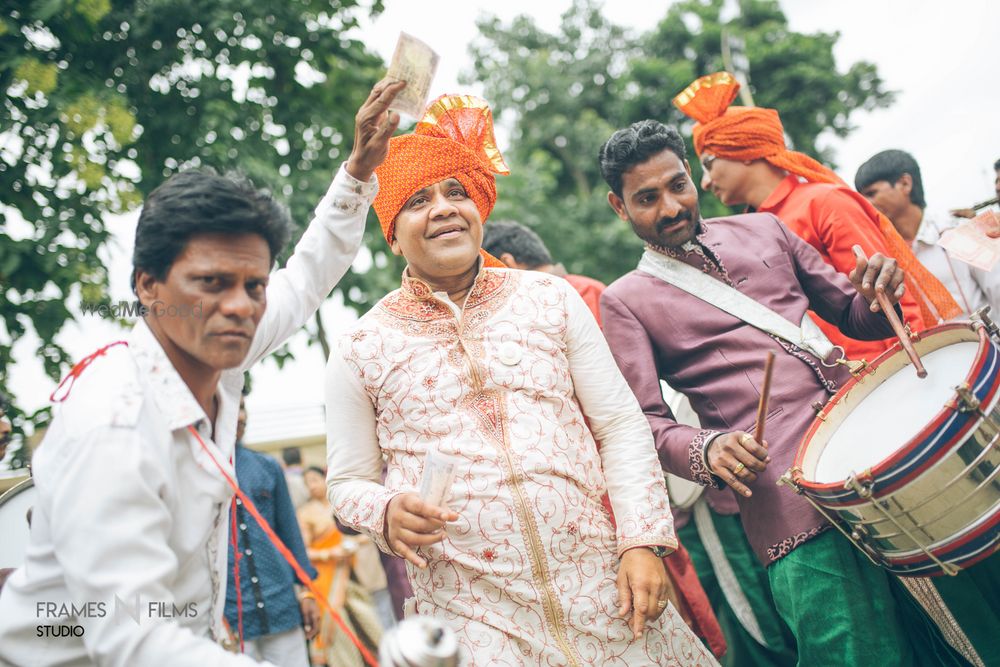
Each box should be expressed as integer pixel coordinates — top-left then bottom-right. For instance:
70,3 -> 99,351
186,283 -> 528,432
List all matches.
673,72 -> 960,324
672,71 -> 845,186
374,94 -> 510,268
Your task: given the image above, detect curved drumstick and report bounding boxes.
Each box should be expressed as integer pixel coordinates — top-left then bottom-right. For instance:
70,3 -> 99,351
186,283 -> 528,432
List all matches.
875,286 -> 927,378
754,351 -> 775,444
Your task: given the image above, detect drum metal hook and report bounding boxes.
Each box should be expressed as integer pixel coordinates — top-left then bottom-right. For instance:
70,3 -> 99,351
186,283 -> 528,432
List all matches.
954,384 -> 981,413
777,470 -> 887,569
970,306 -> 999,343
844,471 -> 875,498
953,384 -> 1000,434
848,476 -> 962,577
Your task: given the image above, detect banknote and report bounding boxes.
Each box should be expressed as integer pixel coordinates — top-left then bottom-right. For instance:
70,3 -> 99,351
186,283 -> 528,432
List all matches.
939,210 -> 1000,271
420,449 -> 457,509
385,32 -> 439,119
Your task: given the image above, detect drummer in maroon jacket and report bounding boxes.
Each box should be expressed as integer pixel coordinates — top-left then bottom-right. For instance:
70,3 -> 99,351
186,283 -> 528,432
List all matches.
597,119 -> 962,667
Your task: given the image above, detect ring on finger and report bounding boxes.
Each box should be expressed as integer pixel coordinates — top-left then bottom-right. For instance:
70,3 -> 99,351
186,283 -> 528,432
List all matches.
739,433 -> 752,445
732,461 -> 746,475
656,599 -> 667,609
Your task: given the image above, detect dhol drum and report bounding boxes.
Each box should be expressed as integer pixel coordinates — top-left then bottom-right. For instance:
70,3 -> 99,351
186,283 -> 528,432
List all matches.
0,477 -> 35,568
784,318 -> 1000,577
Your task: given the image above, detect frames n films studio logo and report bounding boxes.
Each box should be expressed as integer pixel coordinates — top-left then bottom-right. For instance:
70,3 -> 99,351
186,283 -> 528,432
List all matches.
34,595 -> 199,637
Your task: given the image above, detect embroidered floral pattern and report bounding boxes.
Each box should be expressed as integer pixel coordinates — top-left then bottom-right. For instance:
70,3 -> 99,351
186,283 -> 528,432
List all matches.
689,429 -> 724,488
766,524 -> 829,561
332,270 -> 715,666
652,220 -> 735,287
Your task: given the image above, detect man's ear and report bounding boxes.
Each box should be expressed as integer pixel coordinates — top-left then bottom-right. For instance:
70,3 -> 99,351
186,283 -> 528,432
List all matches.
389,236 -> 403,257
134,269 -> 160,307
684,159 -> 693,177
897,173 -> 913,196
498,252 -> 520,269
607,191 -> 629,222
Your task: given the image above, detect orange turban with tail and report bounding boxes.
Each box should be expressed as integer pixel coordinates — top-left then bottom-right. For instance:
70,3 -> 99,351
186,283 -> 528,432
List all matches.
673,72 -> 960,324
374,94 -> 510,269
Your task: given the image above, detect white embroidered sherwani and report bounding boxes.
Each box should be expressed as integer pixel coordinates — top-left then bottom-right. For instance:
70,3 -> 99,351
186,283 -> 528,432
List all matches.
326,267 -> 718,666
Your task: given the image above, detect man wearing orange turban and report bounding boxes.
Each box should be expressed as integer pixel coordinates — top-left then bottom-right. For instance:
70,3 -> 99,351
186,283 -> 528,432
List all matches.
325,94 -> 718,665
673,72 -> 960,363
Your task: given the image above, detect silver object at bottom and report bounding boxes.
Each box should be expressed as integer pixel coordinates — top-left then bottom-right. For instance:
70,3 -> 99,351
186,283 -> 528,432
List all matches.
379,616 -> 460,666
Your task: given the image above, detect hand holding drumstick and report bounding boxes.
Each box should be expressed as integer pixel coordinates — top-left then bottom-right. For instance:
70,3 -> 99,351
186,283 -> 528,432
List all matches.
849,245 -> 926,377
848,245 -> 906,313
706,352 -> 775,497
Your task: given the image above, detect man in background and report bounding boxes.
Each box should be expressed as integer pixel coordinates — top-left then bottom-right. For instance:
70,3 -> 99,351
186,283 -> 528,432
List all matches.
482,220 -> 607,324
281,447 -> 309,509
855,149 -> 1000,317
950,158 -> 1000,220
674,72 -> 959,360
225,399 -> 320,666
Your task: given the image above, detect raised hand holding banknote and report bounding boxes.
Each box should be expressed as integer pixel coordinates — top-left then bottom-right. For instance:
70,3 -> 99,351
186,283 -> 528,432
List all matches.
345,78 -> 407,182
385,32 -> 439,119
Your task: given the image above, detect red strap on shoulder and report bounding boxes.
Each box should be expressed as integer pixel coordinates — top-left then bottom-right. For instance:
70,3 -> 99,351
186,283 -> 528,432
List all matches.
49,341 -> 129,403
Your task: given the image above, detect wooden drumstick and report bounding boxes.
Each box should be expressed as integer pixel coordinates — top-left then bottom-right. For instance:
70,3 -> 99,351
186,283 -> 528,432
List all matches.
754,351 -> 775,444
875,286 -> 927,378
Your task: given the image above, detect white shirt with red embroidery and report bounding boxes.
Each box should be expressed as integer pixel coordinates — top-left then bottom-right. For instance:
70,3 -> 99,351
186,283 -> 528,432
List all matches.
0,165 -> 376,667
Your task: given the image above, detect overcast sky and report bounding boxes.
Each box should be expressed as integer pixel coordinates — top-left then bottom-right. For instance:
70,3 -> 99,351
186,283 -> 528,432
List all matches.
5,0 -> 999,454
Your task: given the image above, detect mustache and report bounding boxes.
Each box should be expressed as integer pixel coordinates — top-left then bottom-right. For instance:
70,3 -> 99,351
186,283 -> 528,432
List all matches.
656,210 -> 692,233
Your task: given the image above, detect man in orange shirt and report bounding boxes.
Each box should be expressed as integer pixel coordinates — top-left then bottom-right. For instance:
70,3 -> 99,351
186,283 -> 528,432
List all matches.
482,220 -> 607,323
673,72 -> 959,362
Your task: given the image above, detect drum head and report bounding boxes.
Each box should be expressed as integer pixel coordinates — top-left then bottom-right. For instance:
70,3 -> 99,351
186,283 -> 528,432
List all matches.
814,340 -> 980,483
0,478 -> 35,568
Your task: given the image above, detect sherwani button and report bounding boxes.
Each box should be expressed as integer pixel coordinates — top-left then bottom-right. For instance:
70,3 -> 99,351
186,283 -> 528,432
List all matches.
498,342 -> 522,365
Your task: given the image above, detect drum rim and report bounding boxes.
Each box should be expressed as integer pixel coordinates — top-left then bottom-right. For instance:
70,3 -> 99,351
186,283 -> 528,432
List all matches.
0,476 -> 34,506
793,322 -> 996,493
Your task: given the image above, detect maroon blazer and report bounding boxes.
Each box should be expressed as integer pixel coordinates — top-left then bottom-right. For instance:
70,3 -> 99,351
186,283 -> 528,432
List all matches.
601,213 -> 895,565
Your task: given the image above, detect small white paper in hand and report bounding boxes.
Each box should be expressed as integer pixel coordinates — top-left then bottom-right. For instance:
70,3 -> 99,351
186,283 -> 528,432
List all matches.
385,32 -> 440,119
420,449 -> 457,509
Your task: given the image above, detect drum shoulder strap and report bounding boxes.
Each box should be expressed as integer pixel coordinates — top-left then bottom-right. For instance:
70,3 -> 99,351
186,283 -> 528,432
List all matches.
637,249 -> 834,359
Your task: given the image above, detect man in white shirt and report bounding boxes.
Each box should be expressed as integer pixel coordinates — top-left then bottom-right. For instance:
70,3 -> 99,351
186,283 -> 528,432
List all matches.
855,149 -> 1000,317
0,79 -> 404,667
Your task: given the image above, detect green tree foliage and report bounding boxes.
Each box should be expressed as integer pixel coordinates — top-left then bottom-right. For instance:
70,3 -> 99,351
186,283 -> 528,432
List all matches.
0,0 -> 392,467
465,0 -> 895,283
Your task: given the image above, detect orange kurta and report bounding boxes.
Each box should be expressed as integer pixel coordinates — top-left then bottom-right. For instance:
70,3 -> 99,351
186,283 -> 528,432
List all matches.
563,273 -> 607,326
758,175 -> 926,360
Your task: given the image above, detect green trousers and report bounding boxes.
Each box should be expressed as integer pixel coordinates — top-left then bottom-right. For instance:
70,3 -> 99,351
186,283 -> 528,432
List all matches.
895,551 -> 1000,667
768,529 -> 970,667
678,509 -> 797,667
